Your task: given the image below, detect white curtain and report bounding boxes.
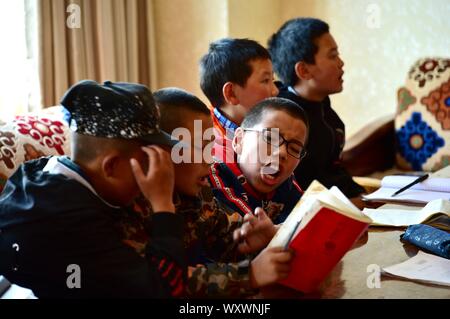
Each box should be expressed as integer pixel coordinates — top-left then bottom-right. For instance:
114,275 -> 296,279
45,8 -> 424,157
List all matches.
0,0 -> 40,119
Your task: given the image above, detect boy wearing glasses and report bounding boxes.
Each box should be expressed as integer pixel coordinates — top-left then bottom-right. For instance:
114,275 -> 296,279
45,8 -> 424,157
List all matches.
209,97 -> 308,224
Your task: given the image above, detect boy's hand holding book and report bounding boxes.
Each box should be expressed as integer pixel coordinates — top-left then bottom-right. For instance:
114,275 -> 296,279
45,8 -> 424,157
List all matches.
233,207 -> 278,254
249,246 -> 294,288
268,181 -> 372,293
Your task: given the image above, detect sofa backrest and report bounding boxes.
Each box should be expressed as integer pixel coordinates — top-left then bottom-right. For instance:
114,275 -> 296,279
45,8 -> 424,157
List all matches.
395,57 -> 450,172
0,106 -> 70,192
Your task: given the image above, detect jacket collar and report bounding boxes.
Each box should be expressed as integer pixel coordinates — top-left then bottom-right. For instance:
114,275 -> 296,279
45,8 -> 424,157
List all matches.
43,156 -> 120,209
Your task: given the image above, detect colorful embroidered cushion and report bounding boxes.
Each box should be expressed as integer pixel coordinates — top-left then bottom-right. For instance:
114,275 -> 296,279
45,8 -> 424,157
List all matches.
0,107 -> 70,192
395,58 -> 450,171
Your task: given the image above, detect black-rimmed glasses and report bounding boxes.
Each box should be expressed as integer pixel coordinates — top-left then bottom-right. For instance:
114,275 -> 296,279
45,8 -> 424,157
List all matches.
242,128 -> 307,160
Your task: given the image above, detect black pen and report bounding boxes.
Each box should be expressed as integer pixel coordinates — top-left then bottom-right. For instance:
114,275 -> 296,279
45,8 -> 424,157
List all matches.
391,174 -> 429,197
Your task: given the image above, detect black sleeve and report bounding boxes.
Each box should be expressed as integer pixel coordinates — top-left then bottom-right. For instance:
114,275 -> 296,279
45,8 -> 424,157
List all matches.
325,163 -> 366,198
294,156 -> 365,198
0,208 -> 186,298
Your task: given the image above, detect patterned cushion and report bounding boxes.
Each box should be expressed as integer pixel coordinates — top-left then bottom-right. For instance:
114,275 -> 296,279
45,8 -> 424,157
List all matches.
395,58 -> 450,171
0,106 -> 70,192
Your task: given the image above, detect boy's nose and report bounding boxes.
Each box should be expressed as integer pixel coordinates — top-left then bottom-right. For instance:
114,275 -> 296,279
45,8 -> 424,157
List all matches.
272,142 -> 288,160
338,56 -> 344,68
271,82 -> 279,97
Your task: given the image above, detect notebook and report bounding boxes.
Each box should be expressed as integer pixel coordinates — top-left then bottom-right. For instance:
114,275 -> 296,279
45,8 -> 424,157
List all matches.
362,175 -> 450,205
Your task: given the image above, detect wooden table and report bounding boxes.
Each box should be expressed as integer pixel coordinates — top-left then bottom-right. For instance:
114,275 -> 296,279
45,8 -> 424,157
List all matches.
259,228 -> 450,299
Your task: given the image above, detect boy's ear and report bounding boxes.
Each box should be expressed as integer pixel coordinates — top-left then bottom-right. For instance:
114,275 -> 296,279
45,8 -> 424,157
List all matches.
101,153 -> 120,179
223,82 -> 240,105
294,61 -> 313,81
232,127 -> 244,155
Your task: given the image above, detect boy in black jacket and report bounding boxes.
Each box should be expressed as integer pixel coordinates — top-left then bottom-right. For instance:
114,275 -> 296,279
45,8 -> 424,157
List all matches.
0,80 -> 185,298
268,17 -> 365,203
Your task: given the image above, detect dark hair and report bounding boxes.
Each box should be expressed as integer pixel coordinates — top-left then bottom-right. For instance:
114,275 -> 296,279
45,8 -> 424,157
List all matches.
153,87 -> 210,133
199,38 -> 271,108
268,18 -> 329,86
241,97 -> 309,134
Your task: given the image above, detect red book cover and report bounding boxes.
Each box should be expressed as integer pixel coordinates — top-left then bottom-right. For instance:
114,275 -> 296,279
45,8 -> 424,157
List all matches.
279,206 -> 369,293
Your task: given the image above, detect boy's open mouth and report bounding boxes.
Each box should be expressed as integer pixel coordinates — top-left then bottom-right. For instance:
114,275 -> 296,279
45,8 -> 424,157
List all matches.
260,164 -> 281,186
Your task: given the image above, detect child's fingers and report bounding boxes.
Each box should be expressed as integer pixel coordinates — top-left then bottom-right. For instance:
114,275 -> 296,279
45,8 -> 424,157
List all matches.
141,146 -> 159,174
255,207 -> 269,221
237,241 -> 252,254
239,221 -> 254,237
266,247 -> 293,263
272,251 -> 293,263
243,212 -> 257,226
233,228 -> 242,242
130,158 -> 145,184
152,145 -> 171,163
149,146 -> 174,172
265,246 -> 285,253
276,271 -> 290,280
274,264 -> 291,274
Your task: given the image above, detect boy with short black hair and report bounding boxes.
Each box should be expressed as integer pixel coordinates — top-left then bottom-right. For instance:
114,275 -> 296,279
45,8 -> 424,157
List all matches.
0,80 -> 184,298
199,38 -> 279,163
268,17 -> 365,200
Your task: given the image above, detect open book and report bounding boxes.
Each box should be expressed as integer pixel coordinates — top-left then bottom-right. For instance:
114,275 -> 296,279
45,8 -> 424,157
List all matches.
362,175 -> 450,205
363,199 -> 450,228
268,181 -> 372,293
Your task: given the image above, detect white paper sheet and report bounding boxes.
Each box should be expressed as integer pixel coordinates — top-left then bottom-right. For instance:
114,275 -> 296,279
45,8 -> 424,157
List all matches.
382,251 -> 450,286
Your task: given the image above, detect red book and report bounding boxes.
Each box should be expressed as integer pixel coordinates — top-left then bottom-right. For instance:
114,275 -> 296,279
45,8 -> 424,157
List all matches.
269,181 -> 372,293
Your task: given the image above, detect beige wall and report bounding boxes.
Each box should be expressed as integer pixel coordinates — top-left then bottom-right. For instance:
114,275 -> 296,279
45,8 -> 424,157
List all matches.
153,0 -> 228,99
154,0 -> 450,137
228,0 -> 280,45
279,0 -> 450,136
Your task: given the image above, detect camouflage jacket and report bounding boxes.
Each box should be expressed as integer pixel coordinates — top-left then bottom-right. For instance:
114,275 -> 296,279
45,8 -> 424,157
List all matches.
117,186 -> 258,298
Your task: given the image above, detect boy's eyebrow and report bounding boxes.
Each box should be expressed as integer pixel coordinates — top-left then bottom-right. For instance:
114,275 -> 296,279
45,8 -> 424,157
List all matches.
328,47 -> 338,54
289,139 -> 305,147
272,129 -> 305,146
261,71 -> 273,77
